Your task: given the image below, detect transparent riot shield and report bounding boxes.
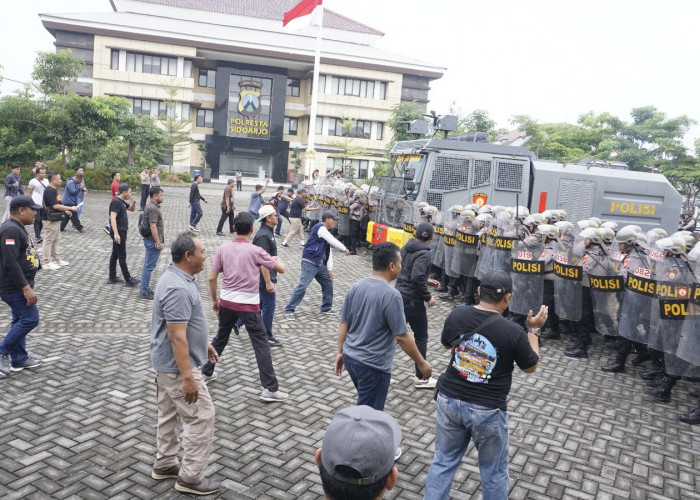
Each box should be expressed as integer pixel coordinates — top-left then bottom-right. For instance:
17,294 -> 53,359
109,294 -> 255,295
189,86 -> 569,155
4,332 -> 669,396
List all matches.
476,215 -> 516,279
509,233 -> 545,315
649,256 -> 694,353
551,233 -> 583,322
444,214 -> 459,278
337,194 -> 350,237
586,248 -> 623,336
432,212 -> 446,268
307,187 -> 321,223
675,283 -> 700,367
451,219 -> 479,278
617,248 -> 655,344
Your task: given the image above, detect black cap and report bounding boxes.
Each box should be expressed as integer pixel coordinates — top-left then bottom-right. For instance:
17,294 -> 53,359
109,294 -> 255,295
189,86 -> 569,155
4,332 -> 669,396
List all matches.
10,195 -> 42,211
117,183 -> 131,194
322,210 -> 338,221
479,270 -> 512,294
415,221 -> 434,241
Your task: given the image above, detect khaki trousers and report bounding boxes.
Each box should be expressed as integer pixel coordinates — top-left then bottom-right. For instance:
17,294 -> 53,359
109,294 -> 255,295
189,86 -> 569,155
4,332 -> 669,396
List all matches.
154,371 -> 215,483
42,220 -> 61,263
284,217 -> 304,244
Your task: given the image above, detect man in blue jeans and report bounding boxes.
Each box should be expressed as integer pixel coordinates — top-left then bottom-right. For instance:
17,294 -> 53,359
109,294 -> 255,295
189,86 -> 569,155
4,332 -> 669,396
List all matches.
284,210 -> 348,319
334,242 -> 432,411
0,196 -> 44,376
252,205 -> 283,347
188,175 -> 206,231
140,187 -> 164,299
423,271 -> 546,500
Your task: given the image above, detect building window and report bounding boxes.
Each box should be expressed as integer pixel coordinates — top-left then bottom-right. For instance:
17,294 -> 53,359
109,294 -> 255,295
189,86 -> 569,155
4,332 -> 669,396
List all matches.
378,82 -> 387,100
283,117 -> 298,135
183,59 -> 193,78
196,109 -> 214,128
286,78 -> 300,97
129,98 -> 168,117
328,76 -> 375,98
315,116 -> 323,135
181,103 -> 190,120
327,117 -> 344,136
123,51 -> 177,76
316,74 -> 326,94
376,122 -> 384,141
350,120 -> 371,139
198,69 -> 216,88
327,158 -> 369,178
110,49 -> 120,70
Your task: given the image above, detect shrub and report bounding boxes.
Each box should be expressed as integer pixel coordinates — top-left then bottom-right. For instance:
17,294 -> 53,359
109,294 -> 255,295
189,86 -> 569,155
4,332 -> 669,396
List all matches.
178,172 -> 191,183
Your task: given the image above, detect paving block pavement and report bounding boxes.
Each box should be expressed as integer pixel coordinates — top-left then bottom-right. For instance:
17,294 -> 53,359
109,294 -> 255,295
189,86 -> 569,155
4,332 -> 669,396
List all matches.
1,184 -> 700,498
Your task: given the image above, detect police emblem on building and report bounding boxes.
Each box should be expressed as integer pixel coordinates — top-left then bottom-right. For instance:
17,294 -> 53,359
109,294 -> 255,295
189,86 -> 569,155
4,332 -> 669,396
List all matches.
238,80 -> 263,117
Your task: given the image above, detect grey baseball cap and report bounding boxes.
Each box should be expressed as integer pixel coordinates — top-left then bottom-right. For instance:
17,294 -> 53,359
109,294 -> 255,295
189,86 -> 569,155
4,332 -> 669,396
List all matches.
321,405 -> 402,486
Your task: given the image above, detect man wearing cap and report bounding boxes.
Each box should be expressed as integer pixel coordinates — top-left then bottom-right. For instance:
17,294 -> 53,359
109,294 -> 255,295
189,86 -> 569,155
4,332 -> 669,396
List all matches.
3,164 -> 24,223
253,205 -> 284,347
42,172 -> 76,270
201,212 -> 289,401
424,270 -> 546,500
0,196 -> 43,376
335,242 -> 432,410
215,178 -> 235,236
108,183 -> 140,287
281,188 -> 320,247
316,405 -> 401,500
284,210 -> 349,319
396,221 -> 441,390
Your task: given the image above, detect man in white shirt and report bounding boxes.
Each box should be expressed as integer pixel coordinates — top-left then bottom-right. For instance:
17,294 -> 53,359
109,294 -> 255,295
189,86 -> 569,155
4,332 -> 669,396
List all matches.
27,163 -> 48,243
284,210 -> 349,319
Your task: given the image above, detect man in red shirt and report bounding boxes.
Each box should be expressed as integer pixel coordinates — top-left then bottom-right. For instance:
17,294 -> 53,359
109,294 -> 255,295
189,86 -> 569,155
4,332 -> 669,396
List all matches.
110,172 -> 121,199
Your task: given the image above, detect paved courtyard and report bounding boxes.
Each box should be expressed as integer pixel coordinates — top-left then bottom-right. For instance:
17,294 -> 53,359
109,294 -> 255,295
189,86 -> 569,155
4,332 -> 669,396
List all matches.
1,182 -> 699,499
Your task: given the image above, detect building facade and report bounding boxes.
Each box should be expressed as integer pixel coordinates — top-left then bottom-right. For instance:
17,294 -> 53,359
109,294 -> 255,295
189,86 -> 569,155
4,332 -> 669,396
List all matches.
41,0 -> 444,181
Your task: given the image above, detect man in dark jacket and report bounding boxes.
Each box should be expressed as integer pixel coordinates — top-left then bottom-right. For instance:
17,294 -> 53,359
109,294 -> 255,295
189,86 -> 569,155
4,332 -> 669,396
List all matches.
395,221 -> 440,389
188,175 -> 207,232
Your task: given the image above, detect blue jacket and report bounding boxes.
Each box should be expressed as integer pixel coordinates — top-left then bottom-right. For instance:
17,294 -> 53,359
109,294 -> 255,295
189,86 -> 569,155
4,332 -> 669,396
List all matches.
302,223 -> 331,267
62,178 -> 82,206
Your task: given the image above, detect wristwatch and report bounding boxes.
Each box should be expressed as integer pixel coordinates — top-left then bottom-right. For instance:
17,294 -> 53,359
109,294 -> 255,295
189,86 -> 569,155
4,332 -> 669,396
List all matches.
527,328 -> 541,337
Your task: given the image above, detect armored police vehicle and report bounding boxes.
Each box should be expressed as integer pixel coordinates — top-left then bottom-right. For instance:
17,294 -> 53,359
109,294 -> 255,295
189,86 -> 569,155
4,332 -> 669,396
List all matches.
372,136 -> 682,240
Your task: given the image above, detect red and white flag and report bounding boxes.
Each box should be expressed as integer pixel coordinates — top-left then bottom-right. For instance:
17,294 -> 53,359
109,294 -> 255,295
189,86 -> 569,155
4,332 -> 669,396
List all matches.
283,0 -> 322,31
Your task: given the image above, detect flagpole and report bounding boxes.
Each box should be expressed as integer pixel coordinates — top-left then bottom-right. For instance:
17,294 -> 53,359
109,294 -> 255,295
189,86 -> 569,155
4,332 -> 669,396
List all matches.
305,4 -> 324,177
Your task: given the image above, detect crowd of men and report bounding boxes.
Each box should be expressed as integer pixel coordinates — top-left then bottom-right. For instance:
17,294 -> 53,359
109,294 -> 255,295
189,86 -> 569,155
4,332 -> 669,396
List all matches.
2,162 -> 699,498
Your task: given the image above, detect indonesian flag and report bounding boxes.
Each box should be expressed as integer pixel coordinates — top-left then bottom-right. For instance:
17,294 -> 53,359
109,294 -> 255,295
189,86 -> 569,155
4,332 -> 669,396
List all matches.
283,0 -> 322,31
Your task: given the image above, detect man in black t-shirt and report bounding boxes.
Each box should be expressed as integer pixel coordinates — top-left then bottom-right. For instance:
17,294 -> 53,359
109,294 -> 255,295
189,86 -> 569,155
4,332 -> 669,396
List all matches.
424,270 -> 546,500
281,189 -> 319,247
42,172 -> 77,270
109,183 -> 139,287
253,205 -> 283,347
0,196 -> 44,376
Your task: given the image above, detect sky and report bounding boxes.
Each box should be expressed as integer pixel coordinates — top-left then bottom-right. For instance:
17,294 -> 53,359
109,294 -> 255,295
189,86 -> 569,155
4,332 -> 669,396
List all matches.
2,0 -> 700,147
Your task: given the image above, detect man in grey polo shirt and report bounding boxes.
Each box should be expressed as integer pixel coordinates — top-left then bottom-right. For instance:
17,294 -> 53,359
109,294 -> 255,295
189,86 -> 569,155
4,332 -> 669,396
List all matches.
149,232 -> 221,496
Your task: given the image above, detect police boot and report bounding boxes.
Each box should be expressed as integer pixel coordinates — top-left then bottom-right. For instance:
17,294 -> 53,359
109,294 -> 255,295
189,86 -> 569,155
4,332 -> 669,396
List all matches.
643,375 -> 676,402
631,349 -> 651,366
601,354 -> 626,373
541,329 -> 561,340
564,345 -> 588,358
640,369 -> 664,381
679,407 -> 700,425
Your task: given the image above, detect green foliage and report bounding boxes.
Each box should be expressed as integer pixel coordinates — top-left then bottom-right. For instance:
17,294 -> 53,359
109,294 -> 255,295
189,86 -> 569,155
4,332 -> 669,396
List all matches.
290,147 -> 303,173
178,172 -> 192,183
31,49 -> 85,96
158,85 -> 193,172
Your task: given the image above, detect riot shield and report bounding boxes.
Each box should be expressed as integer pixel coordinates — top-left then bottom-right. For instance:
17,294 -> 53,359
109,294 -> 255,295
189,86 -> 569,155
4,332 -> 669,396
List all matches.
648,256 -> 694,353
337,194 -> 350,237
432,212 -> 446,268
509,234 -> 545,315
307,187 -> 321,223
551,234 -> 583,322
451,219 -> 479,278
586,248 -> 623,336
675,283 -> 700,367
618,248 -> 655,344
444,215 -> 459,278
475,215 -> 516,279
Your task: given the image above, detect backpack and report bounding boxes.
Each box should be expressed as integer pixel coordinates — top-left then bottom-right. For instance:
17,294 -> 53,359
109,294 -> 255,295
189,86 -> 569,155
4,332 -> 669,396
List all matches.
138,212 -> 152,238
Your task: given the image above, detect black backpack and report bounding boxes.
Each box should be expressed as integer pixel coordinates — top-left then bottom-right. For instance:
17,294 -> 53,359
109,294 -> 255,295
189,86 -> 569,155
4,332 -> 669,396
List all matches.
138,212 -> 151,238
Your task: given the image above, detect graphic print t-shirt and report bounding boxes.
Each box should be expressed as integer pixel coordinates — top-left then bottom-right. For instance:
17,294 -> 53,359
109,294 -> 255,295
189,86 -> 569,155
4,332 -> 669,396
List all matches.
437,305 -> 538,411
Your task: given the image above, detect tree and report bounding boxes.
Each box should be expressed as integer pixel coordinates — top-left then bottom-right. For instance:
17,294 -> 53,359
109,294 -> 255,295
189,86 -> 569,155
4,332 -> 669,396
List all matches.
385,101 -> 426,152
31,49 -> 84,96
327,115 -> 368,181
157,85 -> 193,172
117,112 -> 168,168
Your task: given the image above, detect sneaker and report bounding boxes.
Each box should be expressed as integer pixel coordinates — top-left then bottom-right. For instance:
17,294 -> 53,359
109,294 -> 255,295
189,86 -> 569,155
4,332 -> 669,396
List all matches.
189,226 -> 200,232
103,224 -> 111,235
151,463 -> 181,480
140,290 -> 154,300
11,356 -> 43,372
284,312 -> 295,320
280,242 -> 289,247
0,354 -> 10,377
174,477 -> 221,496
55,260 -> 69,267
268,337 -> 284,348
125,277 -> 141,287
35,238 -> 43,244
320,309 -> 333,314
414,377 -> 438,389
216,231 -> 225,236
107,277 -> 125,284
274,232 -> 281,236
300,242 -> 305,247
232,324 -> 239,336
202,372 -> 218,384
43,262 -> 60,271
260,389 -> 289,402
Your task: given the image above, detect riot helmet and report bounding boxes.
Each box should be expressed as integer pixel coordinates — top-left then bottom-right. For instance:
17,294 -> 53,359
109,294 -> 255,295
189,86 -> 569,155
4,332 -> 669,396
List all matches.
615,225 -> 643,246
599,227 -> 615,245
579,227 -> 603,245
601,221 -> 619,231
656,237 -> 687,255
538,224 -> 559,240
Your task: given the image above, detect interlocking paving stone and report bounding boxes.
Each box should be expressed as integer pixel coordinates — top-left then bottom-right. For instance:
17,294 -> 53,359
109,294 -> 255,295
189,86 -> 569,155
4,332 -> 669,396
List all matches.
1,185 -> 700,498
